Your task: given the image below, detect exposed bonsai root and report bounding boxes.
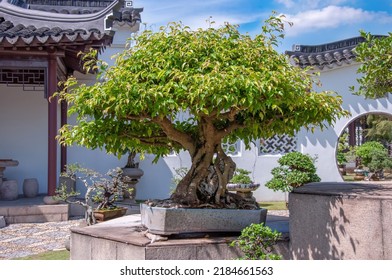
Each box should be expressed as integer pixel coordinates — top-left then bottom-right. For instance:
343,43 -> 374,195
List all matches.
145,192 -> 259,210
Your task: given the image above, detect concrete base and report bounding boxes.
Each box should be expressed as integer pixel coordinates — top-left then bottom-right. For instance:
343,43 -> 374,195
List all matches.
290,182 -> 392,260
70,214 -> 289,260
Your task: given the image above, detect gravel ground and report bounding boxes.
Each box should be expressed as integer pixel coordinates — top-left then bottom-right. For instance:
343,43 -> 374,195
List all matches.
0,217 -> 84,260
0,210 -> 289,260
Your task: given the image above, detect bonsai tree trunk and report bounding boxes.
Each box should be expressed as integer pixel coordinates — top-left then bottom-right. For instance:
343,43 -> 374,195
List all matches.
170,144 -> 237,208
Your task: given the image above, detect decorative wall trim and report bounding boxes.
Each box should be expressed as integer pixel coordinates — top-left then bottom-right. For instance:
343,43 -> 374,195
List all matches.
0,67 -> 45,93
258,135 -> 297,155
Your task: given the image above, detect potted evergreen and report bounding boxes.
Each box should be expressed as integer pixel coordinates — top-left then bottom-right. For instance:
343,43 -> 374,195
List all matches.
266,152 -> 321,193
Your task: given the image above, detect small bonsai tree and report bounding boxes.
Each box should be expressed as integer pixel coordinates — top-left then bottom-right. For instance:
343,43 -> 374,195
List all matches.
230,223 -> 282,260
57,15 -> 347,209
266,151 -> 321,192
123,149 -> 139,169
55,166 -> 131,225
230,168 -> 253,184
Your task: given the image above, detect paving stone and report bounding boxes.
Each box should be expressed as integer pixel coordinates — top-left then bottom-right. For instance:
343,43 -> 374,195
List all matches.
0,217 -> 83,259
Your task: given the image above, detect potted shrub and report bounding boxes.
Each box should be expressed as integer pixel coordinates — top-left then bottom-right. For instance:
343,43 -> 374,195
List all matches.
56,16 -> 347,234
55,166 -> 131,225
230,223 -> 282,260
265,151 -> 321,194
355,141 -> 392,180
227,168 -> 260,205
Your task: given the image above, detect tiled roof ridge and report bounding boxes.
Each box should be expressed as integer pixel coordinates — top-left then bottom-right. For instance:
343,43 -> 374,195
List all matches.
25,0 -> 115,7
285,35 -> 386,70
8,0 -> 143,23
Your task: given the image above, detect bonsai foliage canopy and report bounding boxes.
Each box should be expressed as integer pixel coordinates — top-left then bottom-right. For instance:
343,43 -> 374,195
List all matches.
57,14 -> 347,208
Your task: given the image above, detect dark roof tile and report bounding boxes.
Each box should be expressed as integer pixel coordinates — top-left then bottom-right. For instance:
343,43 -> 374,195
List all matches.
286,36 -> 385,70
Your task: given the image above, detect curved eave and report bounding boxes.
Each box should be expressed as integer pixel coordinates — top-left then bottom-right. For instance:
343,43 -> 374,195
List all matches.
0,0 -> 121,32
0,31 -> 109,46
286,47 -> 357,71
285,35 -> 387,71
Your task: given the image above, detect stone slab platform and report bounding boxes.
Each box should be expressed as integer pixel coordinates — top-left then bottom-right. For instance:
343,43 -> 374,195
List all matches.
0,195 -> 69,224
70,214 -> 289,260
0,195 -> 141,224
0,203 -> 69,224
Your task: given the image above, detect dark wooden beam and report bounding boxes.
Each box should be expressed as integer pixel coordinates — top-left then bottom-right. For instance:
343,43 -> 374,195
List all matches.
47,52 -> 58,196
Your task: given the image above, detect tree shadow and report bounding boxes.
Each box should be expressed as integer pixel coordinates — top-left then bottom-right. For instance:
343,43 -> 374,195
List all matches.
289,182 -> 389,259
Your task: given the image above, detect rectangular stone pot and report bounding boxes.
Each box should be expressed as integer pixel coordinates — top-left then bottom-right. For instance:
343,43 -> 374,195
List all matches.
140,203 -> 267,235
93,207 -> 127,222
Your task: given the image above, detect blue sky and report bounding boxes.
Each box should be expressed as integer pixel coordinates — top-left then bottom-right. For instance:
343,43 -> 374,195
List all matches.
136,0 -> 392,53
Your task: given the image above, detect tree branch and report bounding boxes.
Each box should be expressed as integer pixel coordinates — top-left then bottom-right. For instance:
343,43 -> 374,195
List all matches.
153,116 -> 195,154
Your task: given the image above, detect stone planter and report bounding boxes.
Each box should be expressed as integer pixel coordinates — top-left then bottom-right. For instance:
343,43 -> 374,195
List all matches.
93,207 -> 127,222
354,169 -> 366,181
227,183 -> 260,202
140,203 -> 267,235
338,164 -> 347,175
23,178 -> 39,198
0,180 -> 19,200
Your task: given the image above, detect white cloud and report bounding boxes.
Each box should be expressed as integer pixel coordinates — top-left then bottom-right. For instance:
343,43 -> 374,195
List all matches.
275,0 -> 295,8
283,5 -> 392,36
275,0 -> 354,10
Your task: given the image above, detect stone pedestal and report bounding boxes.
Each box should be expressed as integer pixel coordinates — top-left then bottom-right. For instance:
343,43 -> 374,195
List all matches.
70,215 -> 289,260
121,168 -> 144,203
289,182 -> 392,260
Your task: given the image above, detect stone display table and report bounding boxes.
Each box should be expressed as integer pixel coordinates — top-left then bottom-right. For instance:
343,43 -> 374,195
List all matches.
289,182 -> 392,260
0,159 -> 19,184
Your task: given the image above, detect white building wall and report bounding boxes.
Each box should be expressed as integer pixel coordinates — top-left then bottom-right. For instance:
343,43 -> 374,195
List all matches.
298,63 -> 392,183
0,85 -> 49,194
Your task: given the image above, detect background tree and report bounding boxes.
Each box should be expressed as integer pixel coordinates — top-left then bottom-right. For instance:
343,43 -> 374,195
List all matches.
363,114 -> 392,146
58,15 -> 347,208
352,32 -> 392,98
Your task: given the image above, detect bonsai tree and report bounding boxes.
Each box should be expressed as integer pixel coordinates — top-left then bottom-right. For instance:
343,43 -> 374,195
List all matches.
230,168 -> 253,184
266,152 -> 321,192
57,15 -> 347,209
124,149 -> 139,168
230,223 -> 282,260
355,141 -> 392,178
55,166 -> 131,225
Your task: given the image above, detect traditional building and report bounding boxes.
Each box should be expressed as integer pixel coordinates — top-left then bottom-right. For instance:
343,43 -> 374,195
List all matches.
0,0 -> 142,196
